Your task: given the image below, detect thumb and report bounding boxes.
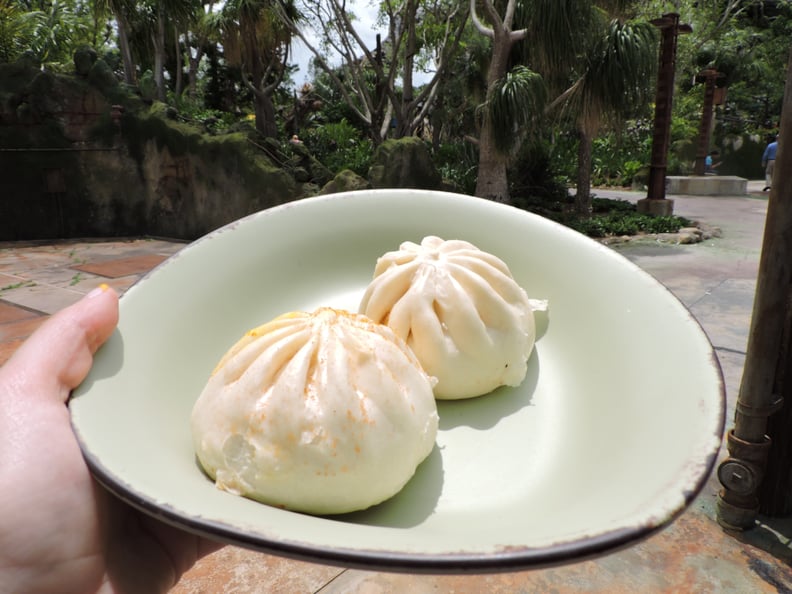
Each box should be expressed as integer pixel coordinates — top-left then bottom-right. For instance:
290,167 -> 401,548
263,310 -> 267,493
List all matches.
1,284 -> 119,402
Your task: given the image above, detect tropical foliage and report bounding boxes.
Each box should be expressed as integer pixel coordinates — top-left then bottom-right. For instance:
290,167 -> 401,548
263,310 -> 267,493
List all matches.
2,0 -> 790,234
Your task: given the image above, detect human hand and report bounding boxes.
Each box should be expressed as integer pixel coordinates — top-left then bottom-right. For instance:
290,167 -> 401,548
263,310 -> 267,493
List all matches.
0,285 -> 221,594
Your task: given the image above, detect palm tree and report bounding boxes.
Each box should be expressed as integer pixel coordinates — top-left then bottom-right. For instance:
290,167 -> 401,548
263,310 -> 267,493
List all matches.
183,1 -> 222,98
471,0 -> 653,205
94,0 -> 138,84
148,0 -> 197,101
469,0 -> 529,201
471,0 -> 600,202
480,65 -> 546,200
548,19 -> 657,216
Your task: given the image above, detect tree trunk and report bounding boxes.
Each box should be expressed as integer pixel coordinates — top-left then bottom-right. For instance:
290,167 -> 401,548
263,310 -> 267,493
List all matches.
475,33 -> 512,202
475,121 -> 510,201
153,5 -> 167,102
396,0 -> 417,138
575,129 -> 594,217
115,12 -> 137,85
254,91 -> 278,138
174,31 -> 184,98
188,46 -> 203,97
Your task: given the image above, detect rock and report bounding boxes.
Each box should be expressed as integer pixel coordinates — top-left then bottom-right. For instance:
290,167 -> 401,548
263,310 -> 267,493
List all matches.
288,141 -> 332,186
605,235 -> 632,245
74,47 -> 98,76
677,231 -> 701,244
679,226 -> 703,237
293,167 -> 310,183
88,59 -> 118,91
367,137 -> 441,189
319,169 -> 370,195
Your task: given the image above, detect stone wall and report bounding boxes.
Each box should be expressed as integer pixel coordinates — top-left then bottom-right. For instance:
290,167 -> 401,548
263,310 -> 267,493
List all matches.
0,62 -> 301,242
1,57 -> 445,242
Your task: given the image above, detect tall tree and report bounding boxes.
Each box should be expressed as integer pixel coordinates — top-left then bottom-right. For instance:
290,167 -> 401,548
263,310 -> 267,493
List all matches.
469,0 -> 531,201
548,19 -> 657,216
471,0 -> 654,204
94,0 -> 138,84
183,1 -> 223,98
385,0 -> 469,140
279,0 -> 467,144
148,0 -> 197,101
219,0 -> 298,138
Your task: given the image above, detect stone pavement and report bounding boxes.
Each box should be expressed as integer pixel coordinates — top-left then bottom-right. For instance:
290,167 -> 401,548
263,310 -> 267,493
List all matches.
2,182 -> 791,593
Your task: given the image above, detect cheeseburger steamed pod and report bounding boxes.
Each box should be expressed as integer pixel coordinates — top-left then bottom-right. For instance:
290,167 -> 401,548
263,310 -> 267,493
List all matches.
359,236 -> 538,400
191,308 -> 438,515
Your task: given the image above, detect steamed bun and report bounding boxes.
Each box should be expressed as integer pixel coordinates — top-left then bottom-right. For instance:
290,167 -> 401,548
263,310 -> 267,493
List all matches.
191,308 -> 438,515
359,236 -> 536,399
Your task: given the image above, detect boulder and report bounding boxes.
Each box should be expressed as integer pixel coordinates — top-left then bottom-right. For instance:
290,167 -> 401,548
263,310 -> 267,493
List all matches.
88,59 -> 119,91
74,47 -> 98,76
289,140 -> 333,185
319,169 -> 370,195
367,137 -> 441,190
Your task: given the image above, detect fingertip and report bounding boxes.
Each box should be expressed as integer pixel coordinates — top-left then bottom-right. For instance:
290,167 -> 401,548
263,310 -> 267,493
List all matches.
2,284 -> 121,396
82,284 -> 120,352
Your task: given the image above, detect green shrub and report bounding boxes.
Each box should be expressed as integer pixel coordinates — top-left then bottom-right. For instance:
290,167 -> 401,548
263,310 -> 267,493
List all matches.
568,211 -> 692,238
435,142 -> 478,194
169,93 -> 238,133
591,197 -> 635,214
302,119 -> 372,176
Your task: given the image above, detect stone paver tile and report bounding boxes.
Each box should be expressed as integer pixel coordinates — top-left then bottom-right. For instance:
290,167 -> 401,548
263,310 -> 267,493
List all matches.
72,254 -> 169,278
0,252 -> 71,274
0,272 -> 28,287
15,267 -> 102,289
0,284 -> 84,315
0,315 -> 45,343
0,301 -> 39,323
171,546 -> 343,594
0,338 -> 26,365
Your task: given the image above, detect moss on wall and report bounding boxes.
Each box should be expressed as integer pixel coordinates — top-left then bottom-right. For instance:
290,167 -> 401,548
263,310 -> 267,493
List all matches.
1,62 -> 301,241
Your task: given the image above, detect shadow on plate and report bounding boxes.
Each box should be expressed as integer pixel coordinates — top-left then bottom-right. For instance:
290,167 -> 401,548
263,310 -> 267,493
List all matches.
332,444 -> 444,528
437,353 -> 540,431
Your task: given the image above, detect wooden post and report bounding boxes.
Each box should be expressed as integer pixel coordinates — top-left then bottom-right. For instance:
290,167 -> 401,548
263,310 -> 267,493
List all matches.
693,69 -> 722,176
717,45 -> 792,529
645,13 -> 692,201
637,14 -> 691,217
761,295 -> 792,516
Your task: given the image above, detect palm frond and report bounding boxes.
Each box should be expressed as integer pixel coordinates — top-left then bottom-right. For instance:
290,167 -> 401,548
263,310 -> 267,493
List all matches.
553,19 -> 657,135
487,65 -> 547,153
584,20 -> 657,112
517,0 -> 596,79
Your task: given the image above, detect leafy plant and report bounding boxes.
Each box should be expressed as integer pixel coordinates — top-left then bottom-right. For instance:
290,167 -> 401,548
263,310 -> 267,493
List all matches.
302,119 -> 373,176
569,210 -> 692,238
435,142 -> 478,195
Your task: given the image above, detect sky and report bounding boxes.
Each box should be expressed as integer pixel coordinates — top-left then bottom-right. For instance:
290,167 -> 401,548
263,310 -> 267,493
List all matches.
289,2 -> 382,88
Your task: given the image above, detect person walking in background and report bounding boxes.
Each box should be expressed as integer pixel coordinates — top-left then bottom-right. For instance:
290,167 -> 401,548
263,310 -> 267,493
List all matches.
762,134 -> 779,191
705,150 -> 721,175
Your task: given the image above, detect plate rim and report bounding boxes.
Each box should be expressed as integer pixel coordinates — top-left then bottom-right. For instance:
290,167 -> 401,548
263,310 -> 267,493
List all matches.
78,441 -> 719,572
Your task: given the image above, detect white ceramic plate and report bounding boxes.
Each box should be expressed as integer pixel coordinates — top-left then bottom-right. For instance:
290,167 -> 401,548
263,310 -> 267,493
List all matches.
70,189 -> 725,572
